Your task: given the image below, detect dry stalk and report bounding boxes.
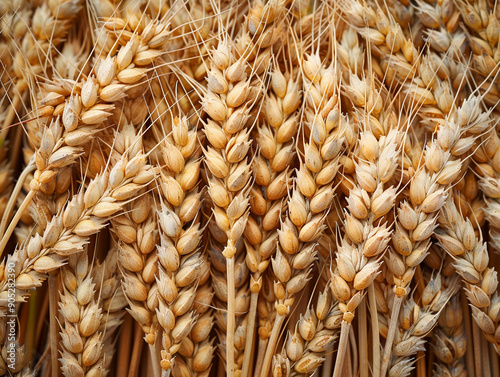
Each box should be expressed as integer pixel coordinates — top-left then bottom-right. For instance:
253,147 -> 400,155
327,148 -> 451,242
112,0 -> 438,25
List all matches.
0,113 -> 12,232
208,237 -> 249,377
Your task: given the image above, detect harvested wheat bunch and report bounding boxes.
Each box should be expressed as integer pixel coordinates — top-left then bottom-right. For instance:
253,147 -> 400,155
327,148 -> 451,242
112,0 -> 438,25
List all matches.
3,0 -> 500,376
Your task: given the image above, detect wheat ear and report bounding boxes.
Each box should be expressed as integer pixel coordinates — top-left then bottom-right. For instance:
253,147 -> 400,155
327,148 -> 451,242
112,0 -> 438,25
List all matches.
201,34 -> 262,374
0,135 -> 155,311
0,17 -> 170,255
58,250 -> 105,377
431,294 -> 467,377
245,61 -> 302,376
331,126 -> 403,377
155,110 -> 207,375
381,94 -> 492,376
277,285 -> 342,376
437,197 -> 500,353
386,273 -> 459,377
260,45 -> 356,377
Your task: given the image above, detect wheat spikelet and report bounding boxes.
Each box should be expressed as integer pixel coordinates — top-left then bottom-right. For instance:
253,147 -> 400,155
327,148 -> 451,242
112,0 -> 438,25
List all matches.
58,250 -> 108,377
413,0 -> 460,49
380,93 -> 492,375
0,106 -> 13,228
207,236 -> 249,377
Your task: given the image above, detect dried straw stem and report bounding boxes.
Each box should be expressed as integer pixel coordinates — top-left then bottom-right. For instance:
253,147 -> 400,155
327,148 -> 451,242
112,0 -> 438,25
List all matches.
0,189 -> 35,256
368,283 -> 381,377
226,257 -> 236,376
332,321 -> 350,377
48,274 -> 59,377
380,295 -> 403,377
358,299 -> 368,377
0,157 -> 35,241
260,313 -> 285,377
241,290 -> 259,377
